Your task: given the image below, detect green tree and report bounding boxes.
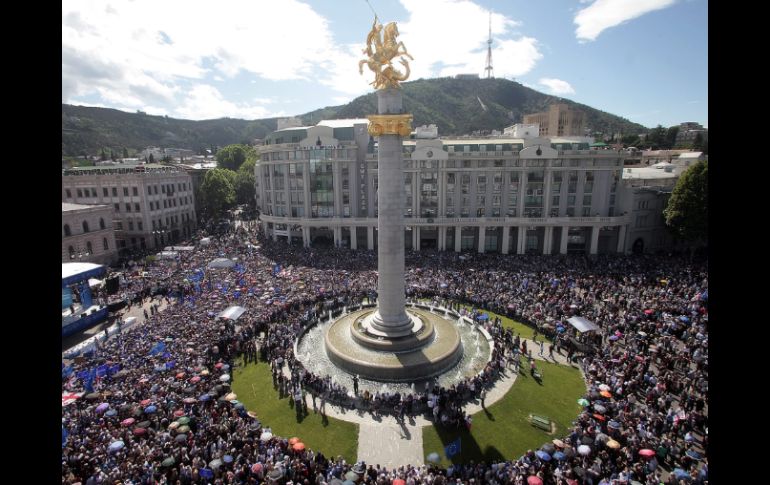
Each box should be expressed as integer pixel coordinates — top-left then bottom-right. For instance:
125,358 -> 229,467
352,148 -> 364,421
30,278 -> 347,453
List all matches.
234,159 -> 257,206
665,126 -> 679,149
149,153 -> 155,164
621,134 -> 641,147
663,160 -> 707,246
199,168 -> 236,219
691,132 -> 704,151
646,125 -> 666,149
100,149 -> 107,161
216,144 -> 257,171
123,147 -> 129,159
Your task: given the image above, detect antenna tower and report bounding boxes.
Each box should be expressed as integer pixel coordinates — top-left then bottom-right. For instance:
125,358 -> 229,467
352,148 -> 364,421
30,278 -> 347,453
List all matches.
484,12 -> 494,79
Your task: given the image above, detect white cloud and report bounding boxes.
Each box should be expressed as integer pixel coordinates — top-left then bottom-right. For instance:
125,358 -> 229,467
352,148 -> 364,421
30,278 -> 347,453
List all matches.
538,78 -> 576,95
574,0 -> 677,42
175,85 -> 285,120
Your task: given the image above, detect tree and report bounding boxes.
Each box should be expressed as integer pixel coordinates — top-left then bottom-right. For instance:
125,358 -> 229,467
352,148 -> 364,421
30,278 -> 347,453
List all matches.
664,160 -> 707,247
100,149 -> 107,161
215,144 -> 257,171
199,168 -> 236,219
122,147 -> 129,159
646,125 -> 666,150
149,153 -> 155,164
691,132 -> 704,151
665,126 -> 679,149
235,159 -> 257,206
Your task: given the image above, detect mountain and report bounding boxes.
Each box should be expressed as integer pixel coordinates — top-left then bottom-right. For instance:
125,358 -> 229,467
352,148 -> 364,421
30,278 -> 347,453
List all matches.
62,77 -> 647,156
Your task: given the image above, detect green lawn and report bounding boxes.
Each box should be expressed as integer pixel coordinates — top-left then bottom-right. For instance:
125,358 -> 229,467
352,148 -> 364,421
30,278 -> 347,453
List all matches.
418,298 -> 536,339
232,361 -> 359,462
422,360 -> 585,467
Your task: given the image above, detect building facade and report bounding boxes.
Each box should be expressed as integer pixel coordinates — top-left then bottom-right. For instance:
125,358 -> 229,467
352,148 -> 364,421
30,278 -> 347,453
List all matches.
62,203 -> 118,265
62,164 -> 197,254
255,120 -> 634,255
523,104 -> 585,138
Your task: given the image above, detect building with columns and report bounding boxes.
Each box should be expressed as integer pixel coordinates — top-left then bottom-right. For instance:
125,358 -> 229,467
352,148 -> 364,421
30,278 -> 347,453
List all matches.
62,164 -> 197,254
62,203 -> 118,265
255,120 -> 635,255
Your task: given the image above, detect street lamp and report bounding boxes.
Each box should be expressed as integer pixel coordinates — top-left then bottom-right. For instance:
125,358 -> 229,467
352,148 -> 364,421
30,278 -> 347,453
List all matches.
69,245 -> 91,261
153,226 -> 169,248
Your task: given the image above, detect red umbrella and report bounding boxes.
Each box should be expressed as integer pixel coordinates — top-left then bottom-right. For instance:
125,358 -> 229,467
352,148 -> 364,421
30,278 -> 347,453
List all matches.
251,463 -> 263,474
133,427 -> 147,436
644,309 -> 654,315
288,437 -> 301,445
292,442 -> 306,451
593,414 -> 606,421
190,376 -> 201,383
527,477 -> 543,485
121,418 -> 135,427
393,480 -> 406,485
600,390 -> 612,398
140,399 -> 152,406
639,449 -> 655,458
176,372 -> 186,379
174,410 -> 185,417
215,363 -> 224,369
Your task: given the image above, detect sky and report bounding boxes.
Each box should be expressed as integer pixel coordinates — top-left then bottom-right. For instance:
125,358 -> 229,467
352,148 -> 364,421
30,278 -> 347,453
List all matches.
62,0 -> 708,129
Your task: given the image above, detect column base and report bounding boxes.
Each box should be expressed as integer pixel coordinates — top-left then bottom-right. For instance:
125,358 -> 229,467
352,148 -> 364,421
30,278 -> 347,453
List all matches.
364,309 -> 419,338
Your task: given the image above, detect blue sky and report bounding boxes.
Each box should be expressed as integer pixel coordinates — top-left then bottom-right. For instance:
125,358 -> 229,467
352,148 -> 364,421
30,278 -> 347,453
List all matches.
62,0 -> 707,129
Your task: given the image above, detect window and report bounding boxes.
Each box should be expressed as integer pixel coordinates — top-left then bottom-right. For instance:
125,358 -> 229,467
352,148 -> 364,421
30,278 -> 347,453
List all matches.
66,189 -> 72,198
123,187 -> 128,196
63,224 -> 71,237
82,221 -> 90,233
125,203 -> 131,212
138,221 -> 143,231
103,238 -> 109,250
68,246 -> 75,258
132,187 -> 138,196
112,187 -> 117,197
128,221 -> 134,231
147,186 -> 152,195
86,241 -> 93,254
134,203 -> 140,212
99,218 -> 105,230
91,188 -> 97,197
77,189 -> 83,197
114,203 -> 120,212
103,188 -> 109,197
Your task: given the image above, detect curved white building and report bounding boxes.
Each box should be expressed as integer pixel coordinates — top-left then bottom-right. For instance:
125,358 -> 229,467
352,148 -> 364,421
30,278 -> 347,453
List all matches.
255,120 -> 632,255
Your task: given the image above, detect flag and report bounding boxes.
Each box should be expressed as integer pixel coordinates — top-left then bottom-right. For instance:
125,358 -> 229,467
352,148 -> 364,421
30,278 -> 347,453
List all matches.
108,364 -> 120,375
95,364 -> 109,378
444,437 -> 461,458
166,360 -> 176,370
273,264 -> 281,276
149,341 -> 166,356
84,369 -> 96,393
62,425 -> 68,448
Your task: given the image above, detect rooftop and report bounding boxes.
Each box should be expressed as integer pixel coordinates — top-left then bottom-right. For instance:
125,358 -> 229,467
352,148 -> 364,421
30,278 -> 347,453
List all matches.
62,202 -> 109,212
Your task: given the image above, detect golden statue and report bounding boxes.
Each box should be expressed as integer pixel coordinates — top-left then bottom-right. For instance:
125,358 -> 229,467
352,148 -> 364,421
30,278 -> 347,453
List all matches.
359,16 -> 413,90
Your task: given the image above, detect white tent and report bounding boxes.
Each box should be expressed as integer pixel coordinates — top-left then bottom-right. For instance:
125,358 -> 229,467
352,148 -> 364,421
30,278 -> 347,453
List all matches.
157,251 -> 179,260
199,237 -> 212,246
88,278 -> 104,288
207,258 -> 235,269
217,306 -> 247,321
164,246 -> 195,252
567,316 -> 600,333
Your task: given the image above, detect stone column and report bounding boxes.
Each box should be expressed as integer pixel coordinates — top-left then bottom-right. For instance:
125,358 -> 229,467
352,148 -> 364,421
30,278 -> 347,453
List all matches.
302,226 -> 310,248
367,226 -> 374,250
616,225 -> 627,254
501,226 -> 510,255
368,89 -> 413,336
438,226 -> 446,251
589,226 -> 600,255
560,226 -> 569,254
543,226 -> 553,255
350,226 -> 357,250
477,226 -> 486,253
455,226 -> 461,252
517,226 -> 526,254
412,226 -> 420,251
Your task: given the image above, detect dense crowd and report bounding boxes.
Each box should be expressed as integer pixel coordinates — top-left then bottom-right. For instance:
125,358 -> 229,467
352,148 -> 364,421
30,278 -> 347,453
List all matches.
62,221 -> 707,485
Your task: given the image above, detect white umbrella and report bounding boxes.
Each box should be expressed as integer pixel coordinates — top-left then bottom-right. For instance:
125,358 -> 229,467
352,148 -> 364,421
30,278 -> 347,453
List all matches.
578,445 -> 591,456
598,384 -> 611,391
260,431 -> 273,442
427,452 -> 440,463
219,374 -> 230,382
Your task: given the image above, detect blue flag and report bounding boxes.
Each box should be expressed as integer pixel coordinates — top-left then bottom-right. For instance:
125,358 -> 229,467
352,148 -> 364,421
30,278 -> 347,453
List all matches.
95,364 -> 109,378
108,364 -> 120,376
445,437 -> 461,458
273,264 -> 281,276
84,369 -> 96,393
62,425 -> 68,448
149,341 -> 166,356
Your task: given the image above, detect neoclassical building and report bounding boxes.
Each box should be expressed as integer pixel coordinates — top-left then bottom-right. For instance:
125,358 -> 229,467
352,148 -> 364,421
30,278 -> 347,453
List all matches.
62,203 -> 118,265
255,120 -> 634,255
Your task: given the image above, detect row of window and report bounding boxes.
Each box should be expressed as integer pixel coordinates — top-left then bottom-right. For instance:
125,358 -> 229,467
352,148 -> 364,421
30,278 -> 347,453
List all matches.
64,181 -> 190,200
63,218 -> 107,236
67,238 -> 110,256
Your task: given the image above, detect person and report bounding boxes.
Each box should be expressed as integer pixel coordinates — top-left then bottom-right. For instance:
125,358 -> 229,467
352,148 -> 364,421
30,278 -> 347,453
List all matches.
353,375 -> 360,396
480,387 -> 487,408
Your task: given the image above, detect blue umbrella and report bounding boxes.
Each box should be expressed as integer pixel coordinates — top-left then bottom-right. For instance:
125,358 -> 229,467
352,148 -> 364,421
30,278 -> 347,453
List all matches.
200,468 -> 214,479
230,400 -> 240,406
144,405 -> 158,414
685,450 -> 702,461
556,326 -> 565,333
535,450 -> 551,461
105,409 -> 117,417
608,335 -> 619,341
199,394 -> 211,401
673,468 -> 690,480
109,440 -> 125,452
608,420 -> 621,430
679,316 -> 690,323
552,451 -> 566,461
223,454 -> 234,463
478,313 -> 489,321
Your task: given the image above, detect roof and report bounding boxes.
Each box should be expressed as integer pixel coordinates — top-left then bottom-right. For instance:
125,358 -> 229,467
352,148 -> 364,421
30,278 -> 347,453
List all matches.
62,262 -> 106,285
317,119 -> 369,128
678,152 -> 703,159
567,316 -> 600,333
217,306 -> 247,321
62,202 -> 109,212
622,168 -> 678,180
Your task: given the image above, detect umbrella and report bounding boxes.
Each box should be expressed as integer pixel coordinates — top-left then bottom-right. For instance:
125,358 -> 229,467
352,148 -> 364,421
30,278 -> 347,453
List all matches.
679,316 -> 690,323
552,451 -> 566,461
200,468 -> 214,479
108,440 -> 125,452
572,466 -> 586,478
162,457 -> 176,467
581,436 -> 594,446
251,463 -> 263,474
132,427 -> 147,436
267,469 -> 283,480
260,431 -> 273,442
199,394 -> 211,402
177,417 -> 190,425
225,392 -> 237,401
177,425 -> 190,433
105,409 -> 117,417
577,445 -> 591,456
200,369 -> 210,376
342,481 -> 356,485
95,403 -> 110,413
140,399 -> 152,406
600,390 -> 612,398
137,420 -> 151,428
176,372 -> 186,379
673,469 -> 690,480
593,404 -> 607,413
593,414 -> 606,421
639,449 -> 655,458
606,439 -> 621,450
527,477 -> 543,485
220,374 -> 230,382
608,420 -> 621,430
183,397 -> 196,404
577,398 -> 589,406
175,433 -> 188,443
85,392 -> 100,401
173,410 -> 185,417
563,447 -> 575,458
215,362 -> 224,369
535,450 -> 551,461
292,442 -> 306,451
223,455 -> 234,464
427,452 -> 440,463
344,471 -> 359,481
685,450 -> 702,461
234,402 -> 245,409
168,422 -> 180,430
541,443 -> 556,454
598,384 -> 610,391
288,437 -> 301,445
393,480 -> 406,485
230,400 -> 240,406
595,433 -> 609,443
552,439 -> 565,448
144,405 -> 158,414
190,376 -> 201,384
209,459 -> 223,470
121,418 -> 135,427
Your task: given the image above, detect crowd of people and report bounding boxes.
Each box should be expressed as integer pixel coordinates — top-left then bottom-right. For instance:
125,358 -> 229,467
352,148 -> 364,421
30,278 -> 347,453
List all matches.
62,221 -> 708,484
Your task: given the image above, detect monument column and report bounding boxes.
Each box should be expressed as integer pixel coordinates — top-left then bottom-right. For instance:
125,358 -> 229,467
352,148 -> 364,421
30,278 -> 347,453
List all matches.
366,88 -> 414,336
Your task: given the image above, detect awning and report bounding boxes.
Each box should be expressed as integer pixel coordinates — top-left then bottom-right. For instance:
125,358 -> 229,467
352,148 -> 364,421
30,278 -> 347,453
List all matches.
217,306 -> 247,321
88,278 -> 104,288
567,316 -> 600,333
